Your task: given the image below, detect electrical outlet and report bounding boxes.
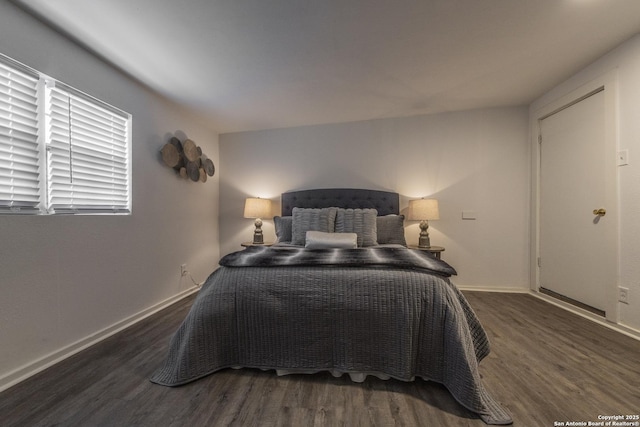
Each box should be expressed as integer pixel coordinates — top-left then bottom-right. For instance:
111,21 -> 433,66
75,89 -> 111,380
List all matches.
618,287 -> 629,304
617,149 -> 629,166
181,264 -> 188,276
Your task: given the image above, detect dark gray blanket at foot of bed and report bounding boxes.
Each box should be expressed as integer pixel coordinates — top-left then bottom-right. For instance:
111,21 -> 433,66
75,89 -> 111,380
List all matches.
219,245 -> 457,277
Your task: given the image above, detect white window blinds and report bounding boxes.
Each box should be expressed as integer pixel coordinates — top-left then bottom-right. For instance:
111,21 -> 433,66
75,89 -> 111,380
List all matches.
0,58 -> 41,213
46,82 -> 131,214
0,52 -> 131,215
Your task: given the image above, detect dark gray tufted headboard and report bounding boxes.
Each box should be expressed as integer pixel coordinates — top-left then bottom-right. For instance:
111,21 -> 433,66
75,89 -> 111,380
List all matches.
281,188 -> 399,216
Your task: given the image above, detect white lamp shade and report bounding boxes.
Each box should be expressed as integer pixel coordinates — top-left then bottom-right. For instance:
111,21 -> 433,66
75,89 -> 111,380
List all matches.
408,198 -> 439,221
243,197 -> 272,219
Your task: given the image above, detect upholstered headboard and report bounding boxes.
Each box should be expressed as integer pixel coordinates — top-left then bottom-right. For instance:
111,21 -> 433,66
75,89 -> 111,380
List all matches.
281,188 -> 399,216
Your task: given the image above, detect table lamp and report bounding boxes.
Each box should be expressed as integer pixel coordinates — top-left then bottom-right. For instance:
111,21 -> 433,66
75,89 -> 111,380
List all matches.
408,198 -> 439,248
244,197 -> 272,244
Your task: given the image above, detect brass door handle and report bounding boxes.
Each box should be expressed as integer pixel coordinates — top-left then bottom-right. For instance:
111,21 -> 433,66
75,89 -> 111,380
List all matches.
593,208 -> 606,217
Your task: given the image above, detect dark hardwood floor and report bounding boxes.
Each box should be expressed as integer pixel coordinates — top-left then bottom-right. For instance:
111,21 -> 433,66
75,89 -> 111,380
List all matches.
1,291 -> 639,426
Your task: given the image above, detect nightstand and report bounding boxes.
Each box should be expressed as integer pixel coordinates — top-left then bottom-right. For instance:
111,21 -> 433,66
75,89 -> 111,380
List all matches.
408,245 -> 445,259
241,242 -> 274,248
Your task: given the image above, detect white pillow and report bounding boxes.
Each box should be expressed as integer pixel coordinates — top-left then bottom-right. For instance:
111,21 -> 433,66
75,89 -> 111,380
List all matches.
305,231 -> 357,249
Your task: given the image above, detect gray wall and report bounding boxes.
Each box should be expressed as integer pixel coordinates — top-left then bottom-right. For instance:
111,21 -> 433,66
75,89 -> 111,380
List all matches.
220,106 -> 530,289
0,2 -> 220,389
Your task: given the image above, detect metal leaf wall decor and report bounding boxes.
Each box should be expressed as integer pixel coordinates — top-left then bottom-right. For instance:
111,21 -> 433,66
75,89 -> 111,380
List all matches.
161,137 -> 215,183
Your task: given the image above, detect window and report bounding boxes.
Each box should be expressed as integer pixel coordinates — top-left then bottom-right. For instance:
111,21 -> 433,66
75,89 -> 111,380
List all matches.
0,57 -> 41,214
0,53 -> 131,215
46,82 -> 130,213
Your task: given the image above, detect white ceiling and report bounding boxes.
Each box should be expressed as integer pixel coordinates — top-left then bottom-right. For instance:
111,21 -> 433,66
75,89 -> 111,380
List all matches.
15,0 -> 640,133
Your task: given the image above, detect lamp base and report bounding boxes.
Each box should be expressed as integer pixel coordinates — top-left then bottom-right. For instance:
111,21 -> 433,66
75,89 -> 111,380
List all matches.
253,218 -> 264,244
418,236 -> 431,248
418,220 -> 431,248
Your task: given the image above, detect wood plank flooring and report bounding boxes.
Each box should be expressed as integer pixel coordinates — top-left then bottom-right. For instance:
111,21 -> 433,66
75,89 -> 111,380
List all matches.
1,291 -> 638,426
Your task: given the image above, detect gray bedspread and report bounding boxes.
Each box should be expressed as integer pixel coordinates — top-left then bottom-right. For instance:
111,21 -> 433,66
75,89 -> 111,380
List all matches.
150,250 -> 512,425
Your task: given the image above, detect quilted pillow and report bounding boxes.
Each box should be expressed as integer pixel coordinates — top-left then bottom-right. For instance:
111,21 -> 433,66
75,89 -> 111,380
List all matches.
291,207 -> 338,246
335,208 -> 378,247
305,231 -> 357,249
376,214 -> 407,246
273,216 -> 292,243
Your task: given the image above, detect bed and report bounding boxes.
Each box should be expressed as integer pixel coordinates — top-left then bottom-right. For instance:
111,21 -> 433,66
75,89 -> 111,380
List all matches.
150,188 -> 512,425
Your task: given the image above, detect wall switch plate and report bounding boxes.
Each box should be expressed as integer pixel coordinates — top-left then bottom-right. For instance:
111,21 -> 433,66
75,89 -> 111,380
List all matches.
618,287 -> 629,304
462,211 -> 477,220
617,149 -> 629,166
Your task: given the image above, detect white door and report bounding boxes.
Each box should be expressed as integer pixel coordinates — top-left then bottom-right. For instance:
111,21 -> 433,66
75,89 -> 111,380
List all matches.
539,89 -> 610,313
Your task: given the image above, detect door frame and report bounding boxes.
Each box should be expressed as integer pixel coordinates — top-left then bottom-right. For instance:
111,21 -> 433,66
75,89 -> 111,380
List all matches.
530,71 -> 619,323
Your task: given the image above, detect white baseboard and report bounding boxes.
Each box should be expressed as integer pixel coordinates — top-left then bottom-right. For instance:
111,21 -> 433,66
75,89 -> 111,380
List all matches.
459,286 -> 640,341
457,285 -> 530,293
0,286 -> 199,393
530,290 -> 640,341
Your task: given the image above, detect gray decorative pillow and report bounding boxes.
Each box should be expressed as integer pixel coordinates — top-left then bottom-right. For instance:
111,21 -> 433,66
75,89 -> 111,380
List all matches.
273,216 -> 292,243
376,214 -> 407,246
291,207 -> 338,246
305,231 -> 357,249
335,208 -> 378,247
